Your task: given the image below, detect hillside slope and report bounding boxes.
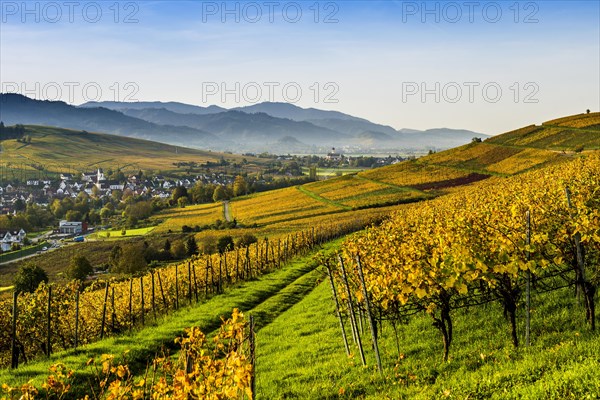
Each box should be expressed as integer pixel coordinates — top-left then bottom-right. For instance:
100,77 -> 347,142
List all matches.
360,112 -> 600,189
0,125 -> 260,175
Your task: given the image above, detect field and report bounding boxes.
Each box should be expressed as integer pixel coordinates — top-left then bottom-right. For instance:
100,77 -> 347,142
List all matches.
485,147 -> 563,174
151,203 -> 224,233
0,125 -> 267,180
94,226 -> 155,238
302,174 -> 427,209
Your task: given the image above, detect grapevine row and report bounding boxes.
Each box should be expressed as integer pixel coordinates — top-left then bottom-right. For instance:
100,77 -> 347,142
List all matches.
0,215 -> 382,368
336,154 -> 599,361
1,309 -> 254,400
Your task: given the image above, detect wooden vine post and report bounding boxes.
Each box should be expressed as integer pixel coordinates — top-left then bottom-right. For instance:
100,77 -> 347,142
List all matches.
151,271 -> 157,321
100,283 -> 109,339
175,264 -> 179,310
74,289 -> 80,349
249,315 -> 256,400
140,276 -> 145,326
325,264 -> 350,356
157,270 -> 168,310
338,254 -> 366,366
235,248 -> 240,280
192,262 -> 199,302
218,256 -> 223,294
525,210 -> 531,346
11,291 -> 18,369
187,262 -> 193,304
111,287 -> 116,332
128,278 -> 134,327
566,187 -> 595,330
356,256 -> 383,375
46,286 -> 52,357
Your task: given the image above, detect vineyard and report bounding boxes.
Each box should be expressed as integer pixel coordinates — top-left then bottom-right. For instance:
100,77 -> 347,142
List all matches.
229,186 -> 339,225
0,125 -> 266,181
358,160 -> 473,188
542,112 -> 600,128
1,114 -> 599,398
487,113 -> 600,150
302,175 -> 426,209
152,202 -> 224,233
0,309 -> 254,399
0,215 -> 382,369
328,153 -> 599,366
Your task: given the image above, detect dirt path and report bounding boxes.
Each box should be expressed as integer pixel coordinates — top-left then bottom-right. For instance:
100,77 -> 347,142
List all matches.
223,200 -> 232,222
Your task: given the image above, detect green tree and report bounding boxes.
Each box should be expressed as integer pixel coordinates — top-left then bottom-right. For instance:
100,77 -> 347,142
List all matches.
112,244 -> 147,274
199,236 -> 217,255
185,236 -> 199,256
65,210 -> 82,222
178,196 -> 188,208
14,263 -> 48,293
217,235 -> 234,254
236,233 -> 258,248
172,186 -> 188,202
212,186 -> 227,202
233,176 -> 248,197
13,199 -> 26,212
109,244 -> 123,269
66,255 -> 93,281
100,207 -> 113,220
170,241 -> 187,259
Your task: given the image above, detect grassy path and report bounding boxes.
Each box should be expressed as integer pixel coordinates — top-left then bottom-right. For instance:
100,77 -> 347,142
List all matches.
0,240 -> 342,396
296,186 -> 352,211
256,277 -> 600,399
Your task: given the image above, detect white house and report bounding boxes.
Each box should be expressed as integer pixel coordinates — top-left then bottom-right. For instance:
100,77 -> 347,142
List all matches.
0,229 -> 26,252
59,220 -> 83,235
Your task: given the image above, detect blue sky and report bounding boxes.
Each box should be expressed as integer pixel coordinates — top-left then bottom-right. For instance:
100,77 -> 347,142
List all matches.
1,0 -> 599,134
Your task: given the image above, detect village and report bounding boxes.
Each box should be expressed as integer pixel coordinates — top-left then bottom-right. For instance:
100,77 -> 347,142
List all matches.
0,167 -> 237,252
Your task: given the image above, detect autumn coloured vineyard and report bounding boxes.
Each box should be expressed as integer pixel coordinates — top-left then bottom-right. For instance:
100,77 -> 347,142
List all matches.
0,217 -> 380,369
334,153 -> 599,361
1,309 -> 254,400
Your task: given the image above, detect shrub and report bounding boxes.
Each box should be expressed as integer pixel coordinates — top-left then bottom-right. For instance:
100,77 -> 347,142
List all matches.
66,255 -> 93,281
14,263 -> 48,293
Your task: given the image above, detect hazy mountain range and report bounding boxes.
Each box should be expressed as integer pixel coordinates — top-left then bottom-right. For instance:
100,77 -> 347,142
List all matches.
1,94 -> 488,153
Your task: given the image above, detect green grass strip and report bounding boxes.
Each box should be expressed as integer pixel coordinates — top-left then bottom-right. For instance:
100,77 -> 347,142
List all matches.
0,241 -> 50,265
296,186 -> 352,211
0,239 -> 343,397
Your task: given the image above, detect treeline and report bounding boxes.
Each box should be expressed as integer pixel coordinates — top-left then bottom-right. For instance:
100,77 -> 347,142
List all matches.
172,175 -> 314,207
0,122 -> 26,141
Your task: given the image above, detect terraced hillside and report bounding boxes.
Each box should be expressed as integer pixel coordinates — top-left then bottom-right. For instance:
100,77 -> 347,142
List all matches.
485,112 -> 600,149
360,112 -> 600,189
